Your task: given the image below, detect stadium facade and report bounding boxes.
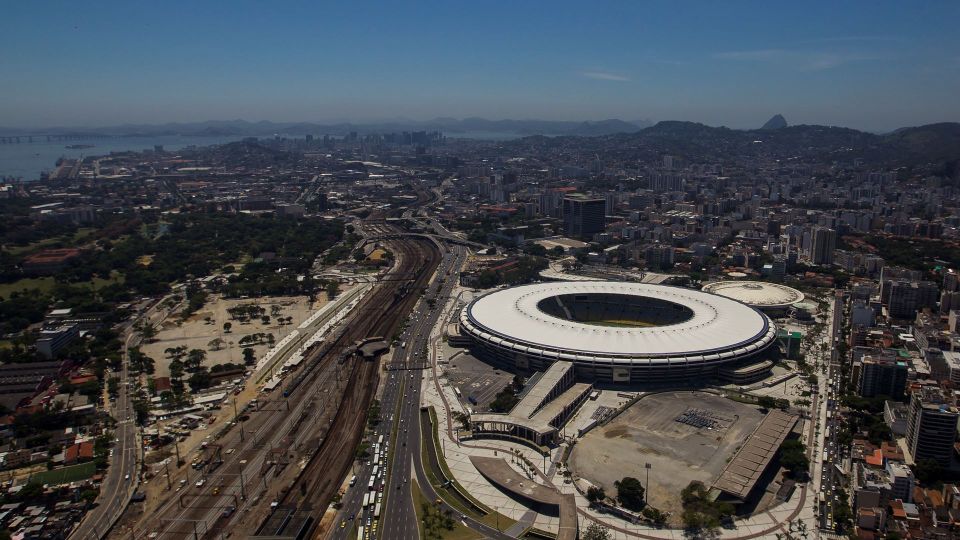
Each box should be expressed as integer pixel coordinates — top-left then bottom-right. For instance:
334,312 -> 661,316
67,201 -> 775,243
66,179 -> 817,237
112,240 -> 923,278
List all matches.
459,281 -> 779,384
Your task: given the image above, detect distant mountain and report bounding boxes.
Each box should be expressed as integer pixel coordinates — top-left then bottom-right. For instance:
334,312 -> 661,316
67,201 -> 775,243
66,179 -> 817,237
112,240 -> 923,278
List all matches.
761,114 -> 788,130
0,117 -> 651,139
882,123 -> 960,162
508,120 -> 960,166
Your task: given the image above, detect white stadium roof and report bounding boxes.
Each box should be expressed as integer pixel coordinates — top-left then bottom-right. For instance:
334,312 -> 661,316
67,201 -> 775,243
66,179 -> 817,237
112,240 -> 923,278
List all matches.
461,281 -> 775,363
701,281 -> 804,309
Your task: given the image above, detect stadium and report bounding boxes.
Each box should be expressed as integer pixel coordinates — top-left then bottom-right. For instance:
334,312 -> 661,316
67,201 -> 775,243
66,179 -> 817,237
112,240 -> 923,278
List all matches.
701,280 -> 804,316
459,281 -> 779,384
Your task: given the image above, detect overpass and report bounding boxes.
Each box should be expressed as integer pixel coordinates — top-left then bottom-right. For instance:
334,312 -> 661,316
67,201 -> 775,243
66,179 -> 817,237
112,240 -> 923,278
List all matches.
361,231 -> 490,251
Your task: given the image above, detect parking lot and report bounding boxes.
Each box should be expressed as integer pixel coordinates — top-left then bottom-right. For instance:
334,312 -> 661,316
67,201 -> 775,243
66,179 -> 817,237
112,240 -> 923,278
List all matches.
443,350 -> 515,411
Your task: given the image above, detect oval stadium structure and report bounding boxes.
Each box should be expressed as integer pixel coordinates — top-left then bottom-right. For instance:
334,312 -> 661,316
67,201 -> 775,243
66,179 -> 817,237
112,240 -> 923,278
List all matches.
701,280 -> 804,315
459,281 -> 779,383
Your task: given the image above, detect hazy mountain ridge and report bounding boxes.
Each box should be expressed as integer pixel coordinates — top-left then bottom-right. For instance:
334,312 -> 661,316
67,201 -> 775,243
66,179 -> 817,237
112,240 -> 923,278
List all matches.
0,118 -> 653,138
511,120 -> 960,165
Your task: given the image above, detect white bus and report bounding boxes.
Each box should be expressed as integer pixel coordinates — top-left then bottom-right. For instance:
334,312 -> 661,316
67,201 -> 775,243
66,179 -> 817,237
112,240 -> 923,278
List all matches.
377,435 -> 384,445
372,465 -> 379,478
368,477 -> 375,490
374,503 -> 381,519
362,492 -> 371,508
357,526 -> 364,540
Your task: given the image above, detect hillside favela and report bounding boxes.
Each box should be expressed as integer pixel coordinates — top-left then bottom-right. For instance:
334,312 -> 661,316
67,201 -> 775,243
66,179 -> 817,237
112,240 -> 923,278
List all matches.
1,3 -> 959,540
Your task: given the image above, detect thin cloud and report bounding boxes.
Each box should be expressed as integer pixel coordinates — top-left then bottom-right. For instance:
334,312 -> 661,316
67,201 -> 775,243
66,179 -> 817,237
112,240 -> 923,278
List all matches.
798,36 -> 904,44
580,70 -> 630,81
713,48 -> 883,71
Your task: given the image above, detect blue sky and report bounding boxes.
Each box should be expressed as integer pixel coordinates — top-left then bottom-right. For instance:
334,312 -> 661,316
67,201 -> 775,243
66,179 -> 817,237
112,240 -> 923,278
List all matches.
1,1 -> 958,131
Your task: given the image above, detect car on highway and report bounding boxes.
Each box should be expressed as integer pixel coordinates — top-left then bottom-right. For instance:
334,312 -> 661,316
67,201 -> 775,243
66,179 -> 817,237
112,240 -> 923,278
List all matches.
196,479 -> 205,488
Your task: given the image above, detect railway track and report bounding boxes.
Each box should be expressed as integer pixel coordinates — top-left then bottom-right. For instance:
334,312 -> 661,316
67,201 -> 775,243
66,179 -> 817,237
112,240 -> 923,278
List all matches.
128,231 -> 439,540
124,181 -> 442,539
267,234 -> 441,530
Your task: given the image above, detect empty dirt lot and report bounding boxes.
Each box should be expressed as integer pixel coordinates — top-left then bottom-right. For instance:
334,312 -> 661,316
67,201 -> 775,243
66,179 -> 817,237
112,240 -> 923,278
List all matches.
143,294 -> 327,378
569,391 -> 763,519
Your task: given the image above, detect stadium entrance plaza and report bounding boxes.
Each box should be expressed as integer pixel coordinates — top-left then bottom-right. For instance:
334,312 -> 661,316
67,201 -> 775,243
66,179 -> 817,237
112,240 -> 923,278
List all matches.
424,290 -> 818,538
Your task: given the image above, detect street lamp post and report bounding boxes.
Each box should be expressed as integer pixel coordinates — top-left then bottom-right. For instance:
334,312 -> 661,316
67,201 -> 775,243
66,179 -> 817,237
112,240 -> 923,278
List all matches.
645,463 -> 652,501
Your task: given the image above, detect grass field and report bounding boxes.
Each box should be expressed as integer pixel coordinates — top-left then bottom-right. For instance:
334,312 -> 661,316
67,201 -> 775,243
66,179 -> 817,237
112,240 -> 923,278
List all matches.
588,319 -> 658,328
0,277 -> 57,297
6,228 -> 97,256
30,461 -> 97,486
411,479 -> 481,540
0,271 -> 124,298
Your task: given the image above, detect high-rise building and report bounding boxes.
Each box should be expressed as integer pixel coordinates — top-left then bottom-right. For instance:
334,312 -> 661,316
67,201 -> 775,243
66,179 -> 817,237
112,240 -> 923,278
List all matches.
880,266 -> 925,304
944,269 -> 959,293
562,195 -> 605,240
941,291 -> 960,315
857,355 -> 908,399
650,172 -> 684,192
906,385 -> 958,468
644,243 -> 675,270
887,280 -> 939,319
886,461 -> 914,503
851,299 -> 875,327
810,226 -> 836,265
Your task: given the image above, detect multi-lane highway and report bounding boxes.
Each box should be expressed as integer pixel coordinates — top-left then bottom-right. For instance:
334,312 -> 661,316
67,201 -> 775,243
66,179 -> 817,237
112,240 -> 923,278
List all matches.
329,239 -> 514,540
72,296 -> 184,540
816,291 -> 847,532
329,241 -> 462,539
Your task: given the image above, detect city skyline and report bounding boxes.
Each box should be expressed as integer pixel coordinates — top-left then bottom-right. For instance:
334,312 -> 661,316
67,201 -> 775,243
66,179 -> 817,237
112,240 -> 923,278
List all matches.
2,0 -> 959,132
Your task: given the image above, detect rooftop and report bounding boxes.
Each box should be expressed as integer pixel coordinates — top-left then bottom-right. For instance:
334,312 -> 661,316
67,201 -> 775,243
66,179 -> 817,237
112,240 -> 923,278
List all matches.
463,281 -> 776,361
713,409 -> 798,499
701,280 -> 804,309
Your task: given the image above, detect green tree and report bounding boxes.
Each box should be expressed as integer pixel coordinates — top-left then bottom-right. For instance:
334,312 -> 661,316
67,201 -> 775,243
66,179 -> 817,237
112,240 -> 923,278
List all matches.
187,368 -> 212,391
169,359 -> 184,381
914,458 -> 943,485
223,321 -> 232,334
140,324 -> 157,342
586,486 -> 606,505
451,411 -> 470,431
642,506 -> 668,526
488,386 -> 519,413
326,281 -> 340,299
185,348 -> 206,371
242,347 -> 256,366
582,523 -> 611,540
614,477 -> 645,511
524,243 -> 547,257
133,399 -> 150,425
780,439 -> 809,479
